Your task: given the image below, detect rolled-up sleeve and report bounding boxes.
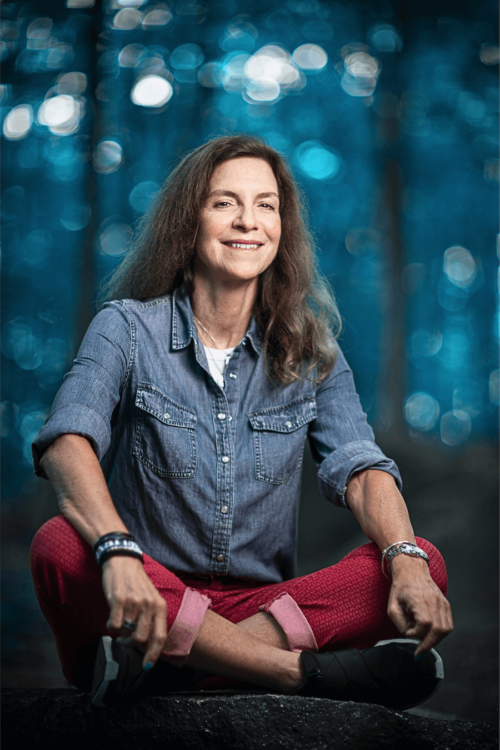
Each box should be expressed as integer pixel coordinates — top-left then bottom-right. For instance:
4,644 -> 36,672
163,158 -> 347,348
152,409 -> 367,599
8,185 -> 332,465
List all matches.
309,345 -> 402,508
32,302 -> 132,478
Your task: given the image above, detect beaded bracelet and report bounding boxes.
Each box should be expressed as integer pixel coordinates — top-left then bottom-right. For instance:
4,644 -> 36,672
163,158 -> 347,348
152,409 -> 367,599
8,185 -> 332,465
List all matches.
93,532 -> 144,567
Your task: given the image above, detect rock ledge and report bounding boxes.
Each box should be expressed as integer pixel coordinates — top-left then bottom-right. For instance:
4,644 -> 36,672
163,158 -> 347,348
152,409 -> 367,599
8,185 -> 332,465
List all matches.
2,688 -> 498,750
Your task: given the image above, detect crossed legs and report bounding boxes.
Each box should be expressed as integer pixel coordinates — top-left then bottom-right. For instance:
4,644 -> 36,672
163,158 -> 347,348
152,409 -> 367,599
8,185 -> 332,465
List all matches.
30,516 -> 447,693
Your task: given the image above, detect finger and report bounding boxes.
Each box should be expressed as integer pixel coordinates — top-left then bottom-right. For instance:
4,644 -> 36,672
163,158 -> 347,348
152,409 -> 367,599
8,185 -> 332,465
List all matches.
118,611 -> 141,633
405,617 -> 432,641
120,599 -> 153,648
106,594 -> 126,633
413,607 -> 454,656
387,590 -> 420,636
414,627 -> 443,656
142,604 -> 167,669
387,601 -> 414,636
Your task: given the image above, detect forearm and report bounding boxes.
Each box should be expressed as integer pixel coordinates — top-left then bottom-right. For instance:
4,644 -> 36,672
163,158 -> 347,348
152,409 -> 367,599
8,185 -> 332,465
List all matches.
345,468 -> 429,577
40,433 -> 129,547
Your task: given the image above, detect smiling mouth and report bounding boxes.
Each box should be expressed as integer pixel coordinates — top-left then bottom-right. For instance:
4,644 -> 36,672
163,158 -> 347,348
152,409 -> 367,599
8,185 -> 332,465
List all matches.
222,241 -> 263,249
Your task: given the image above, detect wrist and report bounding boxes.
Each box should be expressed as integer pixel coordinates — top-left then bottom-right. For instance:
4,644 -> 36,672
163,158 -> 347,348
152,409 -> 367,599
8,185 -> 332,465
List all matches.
94,531 -> 144,567
102,555 -> 143,569
390,553 -> 430,577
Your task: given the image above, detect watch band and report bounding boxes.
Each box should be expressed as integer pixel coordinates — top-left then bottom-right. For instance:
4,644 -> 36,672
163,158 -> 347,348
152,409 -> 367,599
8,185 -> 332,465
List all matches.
383,543 -> 430,578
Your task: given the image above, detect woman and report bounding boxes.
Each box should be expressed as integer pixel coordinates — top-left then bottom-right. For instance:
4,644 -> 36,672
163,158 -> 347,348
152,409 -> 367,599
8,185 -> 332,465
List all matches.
30,135 -> 453,709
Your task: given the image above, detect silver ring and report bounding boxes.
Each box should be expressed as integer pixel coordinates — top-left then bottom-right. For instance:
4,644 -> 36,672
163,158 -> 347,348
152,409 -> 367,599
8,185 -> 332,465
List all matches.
122,619 -> 138,632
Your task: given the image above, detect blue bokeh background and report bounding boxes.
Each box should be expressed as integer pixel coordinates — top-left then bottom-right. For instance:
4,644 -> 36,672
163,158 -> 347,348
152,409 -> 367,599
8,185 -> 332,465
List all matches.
1,0 -> 498,722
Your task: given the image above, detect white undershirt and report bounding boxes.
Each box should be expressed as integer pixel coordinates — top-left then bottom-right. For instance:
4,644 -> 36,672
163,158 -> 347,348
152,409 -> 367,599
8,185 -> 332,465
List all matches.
203,345 -> 234,388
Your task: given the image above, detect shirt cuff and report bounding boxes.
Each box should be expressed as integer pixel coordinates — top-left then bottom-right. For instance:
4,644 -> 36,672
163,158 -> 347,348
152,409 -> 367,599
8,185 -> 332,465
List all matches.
317,440 -> 403,509
32,404 -> 111,479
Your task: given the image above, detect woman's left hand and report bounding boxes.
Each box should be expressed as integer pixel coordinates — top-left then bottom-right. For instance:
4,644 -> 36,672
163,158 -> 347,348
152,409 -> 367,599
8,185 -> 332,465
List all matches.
387,554 -> 454,656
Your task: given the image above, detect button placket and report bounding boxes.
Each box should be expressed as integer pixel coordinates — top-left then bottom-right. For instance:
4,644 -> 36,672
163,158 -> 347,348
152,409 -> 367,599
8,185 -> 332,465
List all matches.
210,390 -> 233,575
208,345 -> 243,574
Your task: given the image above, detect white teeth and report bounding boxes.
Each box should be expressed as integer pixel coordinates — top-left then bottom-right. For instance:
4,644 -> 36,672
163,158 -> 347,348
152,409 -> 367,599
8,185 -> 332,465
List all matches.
226,243 -> 260,249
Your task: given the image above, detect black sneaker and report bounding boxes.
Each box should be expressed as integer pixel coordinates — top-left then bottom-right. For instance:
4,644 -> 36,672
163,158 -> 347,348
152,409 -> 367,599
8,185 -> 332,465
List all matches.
299,638 -> 444,711
91,636 -> 196,707
91,636 -> 148,707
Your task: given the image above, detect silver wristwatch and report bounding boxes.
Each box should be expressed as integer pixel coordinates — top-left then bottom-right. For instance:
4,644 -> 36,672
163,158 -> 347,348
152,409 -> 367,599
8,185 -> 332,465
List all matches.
381,541 -> 430,578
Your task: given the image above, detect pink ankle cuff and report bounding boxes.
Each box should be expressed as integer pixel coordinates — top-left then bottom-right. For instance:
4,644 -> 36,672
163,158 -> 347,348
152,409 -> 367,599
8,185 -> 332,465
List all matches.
259,592 -> 318,653
161,587 -> 211,667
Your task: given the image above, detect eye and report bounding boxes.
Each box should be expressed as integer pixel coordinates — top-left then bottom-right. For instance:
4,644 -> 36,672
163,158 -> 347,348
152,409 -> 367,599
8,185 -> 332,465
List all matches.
259,203 -> 276,210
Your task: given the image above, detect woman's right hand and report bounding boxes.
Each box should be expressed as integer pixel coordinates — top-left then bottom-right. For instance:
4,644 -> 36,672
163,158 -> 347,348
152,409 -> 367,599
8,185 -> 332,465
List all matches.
102,556 -> 167,669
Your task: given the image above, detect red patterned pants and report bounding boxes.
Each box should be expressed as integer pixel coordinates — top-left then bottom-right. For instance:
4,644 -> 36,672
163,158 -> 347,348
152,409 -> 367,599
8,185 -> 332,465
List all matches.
30,516 -> 447,692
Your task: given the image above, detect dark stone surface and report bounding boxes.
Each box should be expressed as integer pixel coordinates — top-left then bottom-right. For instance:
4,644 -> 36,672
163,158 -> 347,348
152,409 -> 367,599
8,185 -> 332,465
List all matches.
2,688 -> 498,750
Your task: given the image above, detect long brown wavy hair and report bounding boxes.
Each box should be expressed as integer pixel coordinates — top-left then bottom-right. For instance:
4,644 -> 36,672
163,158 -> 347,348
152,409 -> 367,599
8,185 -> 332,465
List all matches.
100,134 -> 341,384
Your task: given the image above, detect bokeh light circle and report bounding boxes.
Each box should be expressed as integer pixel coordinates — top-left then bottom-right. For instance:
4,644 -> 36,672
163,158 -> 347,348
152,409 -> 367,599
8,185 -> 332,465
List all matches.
93,140 -> 123,174
198,62 -> 223,87
113,8 -> 142,30
443,246 -> 477,288
130,75 -> 173,107
169,43 -> 204,70
293,44 -> 328,70
129,181 -> 159,213
411,328 -> 442,358
295,141 -> 342,181
142,8 -> 173,29
245,77 -> 280,102
440,410 -> 471,446
99,222 -> 132,256
14,332 -> 43,370
341,52 -> 381,97
404,392 -> 440,431
38,95 -> 83,135
3,105 -> 33,140
369,24 -> 403,52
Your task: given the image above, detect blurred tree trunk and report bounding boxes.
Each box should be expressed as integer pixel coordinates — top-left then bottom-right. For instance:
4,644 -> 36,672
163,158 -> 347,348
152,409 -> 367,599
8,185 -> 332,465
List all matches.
374,107 -> 408,442
77,5 -> 101,347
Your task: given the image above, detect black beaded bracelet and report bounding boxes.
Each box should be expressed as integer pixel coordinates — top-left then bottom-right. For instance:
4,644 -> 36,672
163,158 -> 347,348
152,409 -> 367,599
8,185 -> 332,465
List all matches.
93,532 -> 144,567
92,531 -> 135,553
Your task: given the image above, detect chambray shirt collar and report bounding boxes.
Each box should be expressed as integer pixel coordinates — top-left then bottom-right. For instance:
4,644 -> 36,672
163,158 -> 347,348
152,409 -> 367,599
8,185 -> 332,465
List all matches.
171,286 -> 263,355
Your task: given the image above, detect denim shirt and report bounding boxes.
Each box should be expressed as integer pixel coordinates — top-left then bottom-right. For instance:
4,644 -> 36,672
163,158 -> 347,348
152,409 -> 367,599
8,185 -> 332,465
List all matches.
32,288 -> 402,583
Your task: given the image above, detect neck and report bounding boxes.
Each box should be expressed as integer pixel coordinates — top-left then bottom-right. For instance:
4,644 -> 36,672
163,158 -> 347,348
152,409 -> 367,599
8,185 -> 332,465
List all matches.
191,272 -> 258,350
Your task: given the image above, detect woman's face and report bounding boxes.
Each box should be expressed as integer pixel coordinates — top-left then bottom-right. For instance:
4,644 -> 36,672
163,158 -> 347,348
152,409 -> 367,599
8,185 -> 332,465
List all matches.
194,157 -> 281,286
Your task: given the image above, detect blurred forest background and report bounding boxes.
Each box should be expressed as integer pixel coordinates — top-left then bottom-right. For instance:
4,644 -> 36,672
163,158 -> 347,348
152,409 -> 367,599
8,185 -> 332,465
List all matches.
1,0 -> 498,724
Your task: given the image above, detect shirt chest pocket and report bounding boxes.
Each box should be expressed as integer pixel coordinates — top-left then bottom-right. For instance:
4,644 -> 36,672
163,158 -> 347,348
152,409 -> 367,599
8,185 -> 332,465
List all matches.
133,384 -> 197,478
248,396 -> 317,485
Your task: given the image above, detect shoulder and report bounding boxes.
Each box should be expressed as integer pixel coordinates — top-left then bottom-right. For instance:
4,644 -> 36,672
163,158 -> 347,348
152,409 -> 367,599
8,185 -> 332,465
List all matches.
313,341 -> 353,392
99,294 -> 172,323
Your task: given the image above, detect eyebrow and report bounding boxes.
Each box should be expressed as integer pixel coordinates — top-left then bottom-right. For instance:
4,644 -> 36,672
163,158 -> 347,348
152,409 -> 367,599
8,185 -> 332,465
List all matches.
207,190 -> 279,201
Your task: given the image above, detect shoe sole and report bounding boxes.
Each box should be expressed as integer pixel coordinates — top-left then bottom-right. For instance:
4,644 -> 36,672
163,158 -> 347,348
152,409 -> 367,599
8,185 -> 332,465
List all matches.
91,636 -> 119,708
374,638 -> 444,710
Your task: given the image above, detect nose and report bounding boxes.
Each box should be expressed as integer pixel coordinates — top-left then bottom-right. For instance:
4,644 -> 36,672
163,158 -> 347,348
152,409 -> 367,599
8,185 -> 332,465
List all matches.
233,204 -> 258,231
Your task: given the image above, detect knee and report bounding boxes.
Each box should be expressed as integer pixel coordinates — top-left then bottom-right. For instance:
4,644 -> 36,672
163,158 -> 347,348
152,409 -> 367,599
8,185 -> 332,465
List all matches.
30,515 -> 92,583
414,537 -> 448,595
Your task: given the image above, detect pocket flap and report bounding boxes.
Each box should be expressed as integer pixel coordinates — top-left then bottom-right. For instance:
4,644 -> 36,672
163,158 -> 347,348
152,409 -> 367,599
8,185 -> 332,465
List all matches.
135,384 -> 197,428
248,396 -> 317,433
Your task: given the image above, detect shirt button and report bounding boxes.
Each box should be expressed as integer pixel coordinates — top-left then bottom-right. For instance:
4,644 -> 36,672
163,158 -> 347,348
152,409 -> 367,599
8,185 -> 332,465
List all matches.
229,373 -> 237,379
216,554 -> 224,562
217,413 -> 226,420
163,413 -> 171,420
221,506 -> 228,514
222,456 -> 230,463
285,421 -> 293,428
